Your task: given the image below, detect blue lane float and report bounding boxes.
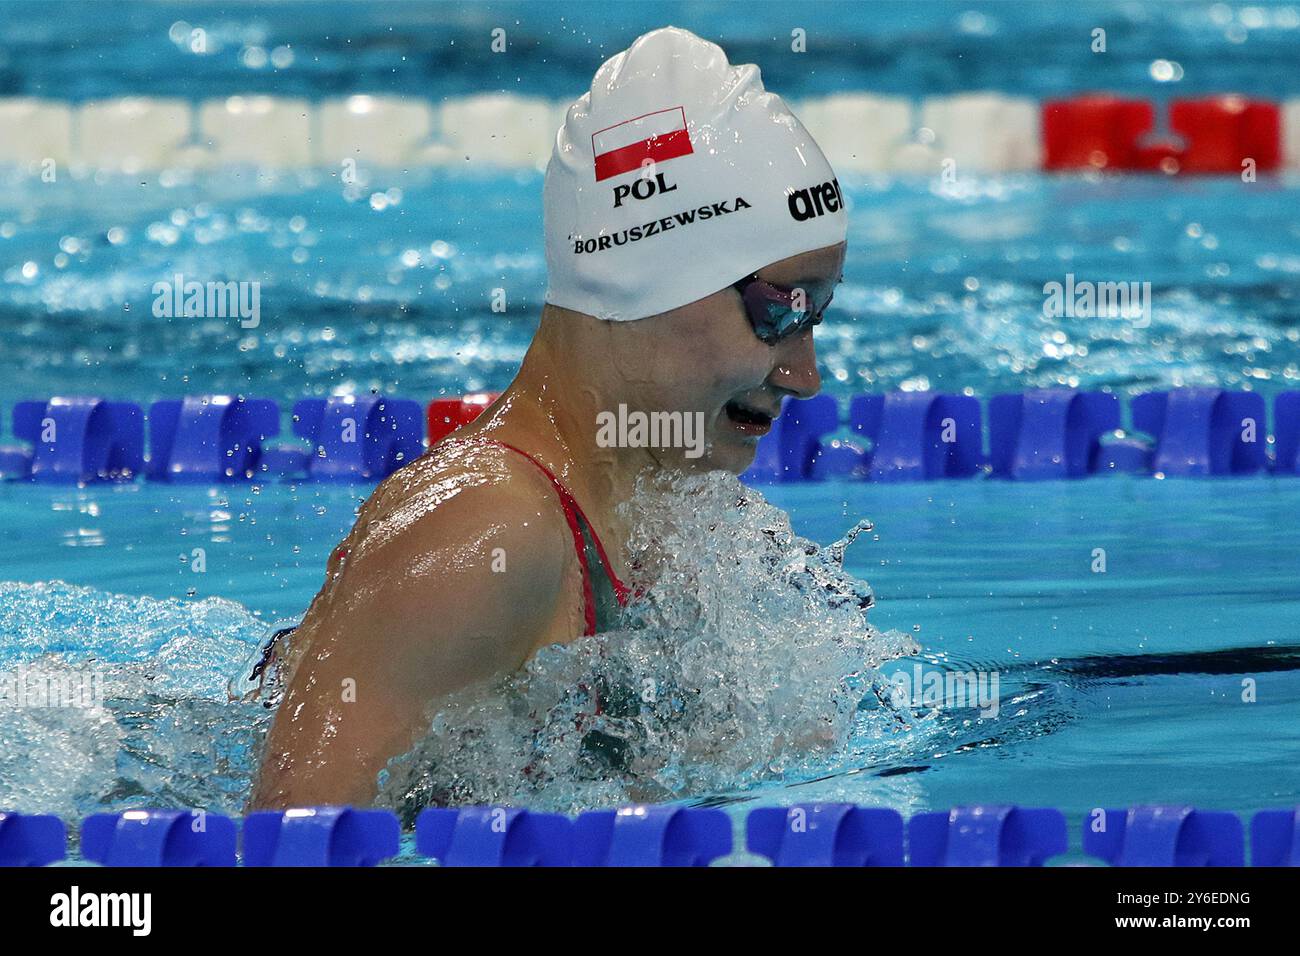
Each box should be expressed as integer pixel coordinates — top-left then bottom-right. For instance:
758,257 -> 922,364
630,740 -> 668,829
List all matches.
0,811 -> 67,866
1249,808 -> 1300,866
7,803 -> 1300,865
570,805 -> 732,867
1082,806 -> 1245,867
1131,389 -> 1268,477
9,397 -> 144,483
808,436 -> 872,480
746,804 -> 904,866
850,392 -> 982,482
908,806 -> 1068,866
4,388 -> 1295,484
1274,392 -> 1300,475
242,806 -> 400,867
417,807 -> 572,866
81,809 -> 237,867
287,395 -> 424,481
147,395 -> 281,481
989,390 -> 1121,479
0,444 -> 31,478
1095,431 -> 1155,474
743,394 -> 839,482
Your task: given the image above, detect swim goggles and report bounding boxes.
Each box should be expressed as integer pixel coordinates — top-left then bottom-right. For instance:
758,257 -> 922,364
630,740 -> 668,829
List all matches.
731,273 -> 836,345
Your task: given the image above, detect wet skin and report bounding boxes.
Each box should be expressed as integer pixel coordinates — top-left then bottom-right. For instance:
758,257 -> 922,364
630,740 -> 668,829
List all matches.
250,240 -> 846,809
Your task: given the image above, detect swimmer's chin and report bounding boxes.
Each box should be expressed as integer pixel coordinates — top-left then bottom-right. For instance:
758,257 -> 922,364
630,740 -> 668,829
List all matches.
686,433 -> 761,475
642,446 -> 751,475
646,423 -> 764,474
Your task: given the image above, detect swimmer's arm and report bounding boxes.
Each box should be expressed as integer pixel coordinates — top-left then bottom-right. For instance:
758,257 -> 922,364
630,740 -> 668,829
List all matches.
250,482 -> 569,810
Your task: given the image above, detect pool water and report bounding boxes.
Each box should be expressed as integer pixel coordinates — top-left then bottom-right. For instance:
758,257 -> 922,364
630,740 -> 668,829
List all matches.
6,0 -> 1300,102
777,477 -> 1300,815
2,0 -> 1300,827
2,169 -> 1300,822
2,470 -> 1298,821
3,172 -> 1299,407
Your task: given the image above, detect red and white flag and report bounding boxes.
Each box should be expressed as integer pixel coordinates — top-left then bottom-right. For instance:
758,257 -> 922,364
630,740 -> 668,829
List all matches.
591,106 -> 693,181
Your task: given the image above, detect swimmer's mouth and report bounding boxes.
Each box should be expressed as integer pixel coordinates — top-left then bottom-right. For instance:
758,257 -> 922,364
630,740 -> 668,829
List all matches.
724,400 -> 776,436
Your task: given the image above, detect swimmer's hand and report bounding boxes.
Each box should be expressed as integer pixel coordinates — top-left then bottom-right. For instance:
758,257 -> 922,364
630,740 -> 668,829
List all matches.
250,450 -> 575,810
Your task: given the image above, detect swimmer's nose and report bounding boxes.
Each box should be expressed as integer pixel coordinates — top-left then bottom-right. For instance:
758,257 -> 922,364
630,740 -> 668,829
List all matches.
767,330 -> 821,399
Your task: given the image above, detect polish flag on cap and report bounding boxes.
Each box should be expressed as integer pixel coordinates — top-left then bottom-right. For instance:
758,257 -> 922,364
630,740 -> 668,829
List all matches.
545,27 -> 846,322
591,106 -> 693,181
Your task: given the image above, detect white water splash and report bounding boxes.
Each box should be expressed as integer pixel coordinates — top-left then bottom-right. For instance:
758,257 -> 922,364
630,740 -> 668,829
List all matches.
0,474 -> 920,821
376,471 -> 918,818
0,581 -> 269,819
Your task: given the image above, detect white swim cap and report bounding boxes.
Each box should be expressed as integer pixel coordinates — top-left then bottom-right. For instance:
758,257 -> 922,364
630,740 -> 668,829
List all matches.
543,26 -> 848,322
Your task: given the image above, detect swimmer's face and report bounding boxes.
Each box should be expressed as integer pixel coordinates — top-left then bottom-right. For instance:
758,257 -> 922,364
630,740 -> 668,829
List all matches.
611,241 -> 846,474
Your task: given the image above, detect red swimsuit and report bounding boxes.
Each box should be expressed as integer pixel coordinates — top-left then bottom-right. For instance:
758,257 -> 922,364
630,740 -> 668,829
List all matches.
326,436 -> 631,634
249,439 -> 630,697
476,438 -> 630,635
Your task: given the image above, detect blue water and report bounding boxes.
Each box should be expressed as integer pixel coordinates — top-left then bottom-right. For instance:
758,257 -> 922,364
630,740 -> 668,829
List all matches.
2,475 -> 1298,819
2,171 -> 1299,413
4,0 -> 1300,100
1,1 -> 1299,825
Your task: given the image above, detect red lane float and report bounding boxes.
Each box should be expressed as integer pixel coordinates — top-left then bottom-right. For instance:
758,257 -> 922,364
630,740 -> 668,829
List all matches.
1043,93 -> 1282,175
426,391 -> 497,444
1169,95 -> 1280,174
1042,95 -> 1155,171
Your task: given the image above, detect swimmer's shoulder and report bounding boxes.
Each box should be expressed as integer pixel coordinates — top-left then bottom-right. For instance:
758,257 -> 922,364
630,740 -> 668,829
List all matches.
339,436 -> 576,598
364,436 -> 566,528
288,437 -> 580,682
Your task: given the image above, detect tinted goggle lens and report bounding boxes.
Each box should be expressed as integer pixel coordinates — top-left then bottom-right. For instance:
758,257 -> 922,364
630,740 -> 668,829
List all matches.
734,276 -> 833,345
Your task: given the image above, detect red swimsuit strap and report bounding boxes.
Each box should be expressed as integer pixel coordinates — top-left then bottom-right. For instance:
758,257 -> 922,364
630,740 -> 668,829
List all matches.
468,437 -> 629,632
